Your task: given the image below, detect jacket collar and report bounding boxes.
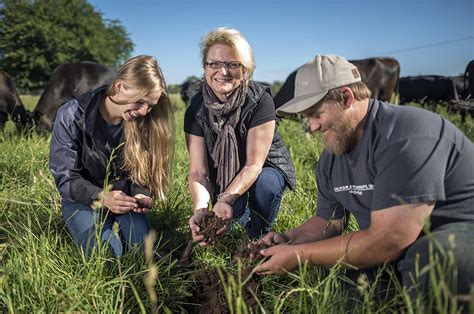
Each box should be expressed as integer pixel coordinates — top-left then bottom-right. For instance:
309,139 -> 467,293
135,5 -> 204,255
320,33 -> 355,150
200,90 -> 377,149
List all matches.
77,85 -> 109,137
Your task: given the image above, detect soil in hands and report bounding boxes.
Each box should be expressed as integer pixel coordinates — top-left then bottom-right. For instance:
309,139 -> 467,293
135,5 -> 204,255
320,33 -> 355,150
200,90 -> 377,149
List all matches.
196,211 -> 227,244
232,238 -> 271,264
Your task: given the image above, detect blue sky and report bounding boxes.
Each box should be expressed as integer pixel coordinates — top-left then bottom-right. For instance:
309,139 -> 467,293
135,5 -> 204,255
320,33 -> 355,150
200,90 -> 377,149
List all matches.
88,0 -> 473,85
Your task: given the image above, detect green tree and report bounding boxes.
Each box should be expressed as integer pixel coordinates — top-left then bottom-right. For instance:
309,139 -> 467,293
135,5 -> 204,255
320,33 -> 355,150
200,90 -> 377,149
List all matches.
167,84 -> 181,94
0,0 -> 133,91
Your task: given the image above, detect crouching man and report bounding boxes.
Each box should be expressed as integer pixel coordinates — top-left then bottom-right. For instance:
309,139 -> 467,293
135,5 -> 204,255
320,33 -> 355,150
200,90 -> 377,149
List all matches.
255,54 -> 474,306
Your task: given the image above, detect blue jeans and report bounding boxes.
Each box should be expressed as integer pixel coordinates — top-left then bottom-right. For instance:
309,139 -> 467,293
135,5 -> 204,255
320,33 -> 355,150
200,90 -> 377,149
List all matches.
61,199 -> 151,257
398,221 -> 474,304
344,221 -> 474,309
231,166 -> 286,238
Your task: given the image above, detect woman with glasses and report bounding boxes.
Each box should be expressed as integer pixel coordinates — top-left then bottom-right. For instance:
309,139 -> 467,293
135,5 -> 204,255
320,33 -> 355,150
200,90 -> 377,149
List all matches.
49,55 -> 174,257
185,27 -> 296,245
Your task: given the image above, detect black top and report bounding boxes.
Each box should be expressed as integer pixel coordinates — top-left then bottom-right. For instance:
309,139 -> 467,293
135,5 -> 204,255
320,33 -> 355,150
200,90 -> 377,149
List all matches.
183,81 -> 297,194
96,109 -> 124,150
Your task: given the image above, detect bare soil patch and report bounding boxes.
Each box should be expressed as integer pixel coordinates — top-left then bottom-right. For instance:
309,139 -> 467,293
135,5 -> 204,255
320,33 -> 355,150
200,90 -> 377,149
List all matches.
186,239 -> 275,312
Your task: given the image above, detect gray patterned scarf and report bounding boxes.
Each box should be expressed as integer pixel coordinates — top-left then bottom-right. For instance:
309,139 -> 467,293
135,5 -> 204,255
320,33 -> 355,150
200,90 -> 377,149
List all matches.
202,81 -> 248,193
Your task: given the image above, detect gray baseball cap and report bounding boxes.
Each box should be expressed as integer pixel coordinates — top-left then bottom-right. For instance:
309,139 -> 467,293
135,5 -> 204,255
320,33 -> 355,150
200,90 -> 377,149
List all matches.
276,54 -> 361,114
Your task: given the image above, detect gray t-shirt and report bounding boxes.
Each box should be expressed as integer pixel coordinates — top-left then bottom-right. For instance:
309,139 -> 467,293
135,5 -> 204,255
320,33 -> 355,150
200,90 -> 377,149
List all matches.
316,99 -> 474,230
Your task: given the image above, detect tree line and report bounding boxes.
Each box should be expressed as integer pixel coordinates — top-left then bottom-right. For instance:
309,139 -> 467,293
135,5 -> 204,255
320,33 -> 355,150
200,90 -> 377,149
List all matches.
0,0 -> 133,92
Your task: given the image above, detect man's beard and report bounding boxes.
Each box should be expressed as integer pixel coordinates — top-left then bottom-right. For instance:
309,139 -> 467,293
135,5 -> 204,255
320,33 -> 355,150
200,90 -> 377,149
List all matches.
324,112 -> 359,156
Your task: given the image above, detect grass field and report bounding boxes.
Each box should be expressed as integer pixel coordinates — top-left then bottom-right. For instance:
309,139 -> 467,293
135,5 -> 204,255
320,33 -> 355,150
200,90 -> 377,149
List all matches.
0,95 -> 473,312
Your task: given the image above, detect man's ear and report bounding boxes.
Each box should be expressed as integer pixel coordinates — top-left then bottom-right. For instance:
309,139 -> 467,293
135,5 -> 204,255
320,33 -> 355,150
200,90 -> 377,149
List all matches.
340,86 -> 355,109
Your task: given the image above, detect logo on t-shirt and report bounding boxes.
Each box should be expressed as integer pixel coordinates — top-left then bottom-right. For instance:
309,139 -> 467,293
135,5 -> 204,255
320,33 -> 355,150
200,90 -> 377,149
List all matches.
334,184 -> 374,196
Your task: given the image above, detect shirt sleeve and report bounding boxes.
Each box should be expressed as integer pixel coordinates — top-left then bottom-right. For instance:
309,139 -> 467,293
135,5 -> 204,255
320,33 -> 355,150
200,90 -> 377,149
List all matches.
371,136 -> 449,211
248,90 -> 276,129
49,101 -> 102,205
315,158 -> 346,220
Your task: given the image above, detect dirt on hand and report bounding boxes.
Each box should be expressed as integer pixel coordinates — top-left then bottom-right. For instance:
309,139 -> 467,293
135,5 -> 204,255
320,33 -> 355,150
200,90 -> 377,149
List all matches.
196,211 -> 227,244
233,238 -> 271,264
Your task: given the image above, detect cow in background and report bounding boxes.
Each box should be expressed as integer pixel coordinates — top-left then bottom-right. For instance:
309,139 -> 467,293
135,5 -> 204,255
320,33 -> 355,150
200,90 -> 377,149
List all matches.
399,75 -> 459,105
450,75 -> 466,99
464,60 -> 474,99
0,70 -> 33,131
399,75 -> 460,117
180,77 -> 202,106
350,57 -> 400,102
33,62 -> 116,132
448,60 -> 474,123
274,57 -> 400,111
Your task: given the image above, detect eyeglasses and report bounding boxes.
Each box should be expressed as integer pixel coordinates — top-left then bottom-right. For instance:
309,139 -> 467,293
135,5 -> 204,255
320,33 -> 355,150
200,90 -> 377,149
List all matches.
205,60 -> 242,70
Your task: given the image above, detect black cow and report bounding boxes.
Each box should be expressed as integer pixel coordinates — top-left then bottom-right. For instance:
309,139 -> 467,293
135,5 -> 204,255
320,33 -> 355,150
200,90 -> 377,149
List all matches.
450,75 -> 466,99
274,57 -> 400,110
464,60 -> 474,99
399,75 -> 459,104
180,77 -> 202,106
33,62 -> 116,132
399,75 -> 459,114
0,70 -> 33,131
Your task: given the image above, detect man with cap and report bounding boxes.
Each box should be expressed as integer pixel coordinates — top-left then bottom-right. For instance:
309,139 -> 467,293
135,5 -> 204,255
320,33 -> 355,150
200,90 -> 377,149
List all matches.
255,54 -> 474,302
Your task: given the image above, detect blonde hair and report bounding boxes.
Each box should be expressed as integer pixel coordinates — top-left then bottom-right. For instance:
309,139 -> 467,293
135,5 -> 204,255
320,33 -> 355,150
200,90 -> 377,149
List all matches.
200,27 -> 256,80
107,55 -> 174,201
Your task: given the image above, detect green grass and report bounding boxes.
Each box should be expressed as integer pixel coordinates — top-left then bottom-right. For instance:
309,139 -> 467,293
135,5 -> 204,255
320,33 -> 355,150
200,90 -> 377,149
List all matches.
0,96 -> 473,312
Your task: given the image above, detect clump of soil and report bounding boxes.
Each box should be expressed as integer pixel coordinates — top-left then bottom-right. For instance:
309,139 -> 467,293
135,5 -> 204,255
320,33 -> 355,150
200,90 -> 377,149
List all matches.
189,266 -> 261,313
196,211 -> 227,244
233,238 -> 271,264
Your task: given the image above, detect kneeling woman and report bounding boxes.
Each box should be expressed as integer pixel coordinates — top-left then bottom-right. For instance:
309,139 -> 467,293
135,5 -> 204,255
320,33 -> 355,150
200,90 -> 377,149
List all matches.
186,28 -> 296,244
49,55 -> 174,257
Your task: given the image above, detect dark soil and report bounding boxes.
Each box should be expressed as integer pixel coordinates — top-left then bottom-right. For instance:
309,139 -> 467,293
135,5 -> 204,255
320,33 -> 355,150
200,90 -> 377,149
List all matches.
184,239 -> 271,312
135,198 -> 152,209
196,211 -> 227,244
232,238 -> 271,264
188,266 -> 260,313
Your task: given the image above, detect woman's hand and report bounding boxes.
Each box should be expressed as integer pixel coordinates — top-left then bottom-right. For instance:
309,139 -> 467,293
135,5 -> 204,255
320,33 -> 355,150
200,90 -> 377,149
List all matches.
212,201 -> 233,236
133,194 -> 153,213
189,208 -> 209,246
103,190 -> 137,214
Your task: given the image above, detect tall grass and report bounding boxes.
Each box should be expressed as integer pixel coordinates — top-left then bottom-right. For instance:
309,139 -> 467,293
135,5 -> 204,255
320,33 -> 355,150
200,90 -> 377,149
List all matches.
0,96 -> 472,312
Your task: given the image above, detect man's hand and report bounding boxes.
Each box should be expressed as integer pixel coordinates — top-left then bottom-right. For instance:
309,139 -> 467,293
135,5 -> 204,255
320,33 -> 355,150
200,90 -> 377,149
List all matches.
248,232 -> 291,259
103,190 -> 137,214
133,194 -> 153,213
189,208 -> 209,246
255,244 -> 305,275
258,232 -> 291,246
212,201 -> 232,236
